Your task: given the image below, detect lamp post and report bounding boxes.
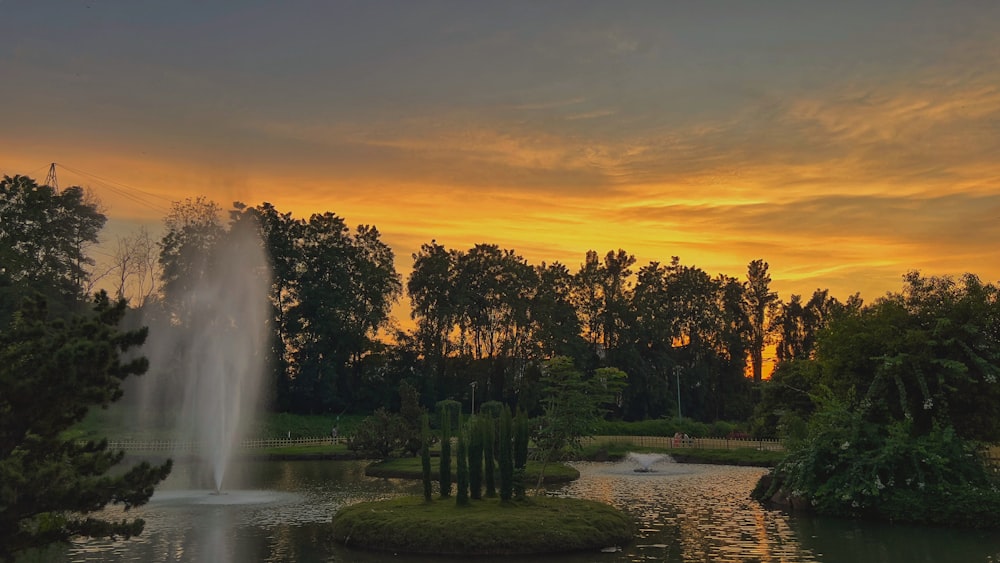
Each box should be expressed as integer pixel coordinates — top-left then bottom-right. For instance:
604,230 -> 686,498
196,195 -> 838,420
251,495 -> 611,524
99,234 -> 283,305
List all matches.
673,366 -> 682,421
470,381 -> 477,415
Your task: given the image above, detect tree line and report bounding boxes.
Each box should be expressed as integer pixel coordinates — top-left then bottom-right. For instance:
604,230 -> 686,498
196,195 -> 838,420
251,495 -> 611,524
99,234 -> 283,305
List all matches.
3,174 -> 997,437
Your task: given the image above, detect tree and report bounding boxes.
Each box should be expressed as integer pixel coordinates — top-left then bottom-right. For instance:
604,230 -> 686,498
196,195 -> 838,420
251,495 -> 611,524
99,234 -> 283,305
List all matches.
345,408 -> 401,459
816,272 -> 1000,441
0,175 -> 106,323
533,357 -> 626,491
105,227 -> 159,308
745,259 -> 778,382
756,272 -> 1000,526
398,381 -> 425,456
0,294 -> 171,560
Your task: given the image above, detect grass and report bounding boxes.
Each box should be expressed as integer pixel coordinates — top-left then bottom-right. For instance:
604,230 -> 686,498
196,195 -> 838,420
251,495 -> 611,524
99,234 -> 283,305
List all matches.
332,495 -> 632,555
65,407 -> 367,441
366,456 -> 580,483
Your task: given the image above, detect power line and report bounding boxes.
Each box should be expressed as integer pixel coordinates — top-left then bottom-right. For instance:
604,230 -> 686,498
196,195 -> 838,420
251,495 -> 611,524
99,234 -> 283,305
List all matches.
53,162 -> 173,215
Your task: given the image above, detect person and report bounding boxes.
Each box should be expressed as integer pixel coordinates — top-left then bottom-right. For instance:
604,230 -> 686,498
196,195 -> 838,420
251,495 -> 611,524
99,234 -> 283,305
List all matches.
331,425 -> 339,444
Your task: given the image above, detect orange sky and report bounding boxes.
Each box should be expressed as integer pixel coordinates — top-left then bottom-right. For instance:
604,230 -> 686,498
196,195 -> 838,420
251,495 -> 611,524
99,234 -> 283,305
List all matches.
3,1 -> 999,318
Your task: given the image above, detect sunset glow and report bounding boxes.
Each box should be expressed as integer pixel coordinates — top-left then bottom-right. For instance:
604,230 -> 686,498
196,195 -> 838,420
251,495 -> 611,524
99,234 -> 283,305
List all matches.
3,1 -> 998,310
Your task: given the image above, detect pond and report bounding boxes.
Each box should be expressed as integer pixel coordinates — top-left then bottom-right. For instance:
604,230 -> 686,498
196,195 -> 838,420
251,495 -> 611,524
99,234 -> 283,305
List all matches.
58,458 -> 1000,562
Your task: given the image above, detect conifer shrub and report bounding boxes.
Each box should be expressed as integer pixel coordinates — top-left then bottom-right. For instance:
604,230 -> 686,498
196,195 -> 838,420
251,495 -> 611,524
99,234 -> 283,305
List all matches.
439,411 -> 452,498
421,413 -> 433,501
483,413 -> 497,498
456,415 -> 469,506
468,416 -> 484,500
513,409 -> 530,499
498,406 -> 513,501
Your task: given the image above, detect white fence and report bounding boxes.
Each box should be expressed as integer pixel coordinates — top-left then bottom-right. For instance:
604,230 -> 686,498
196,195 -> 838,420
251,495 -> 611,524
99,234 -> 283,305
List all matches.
87,435 -> 781,453
90,437 -> 338,452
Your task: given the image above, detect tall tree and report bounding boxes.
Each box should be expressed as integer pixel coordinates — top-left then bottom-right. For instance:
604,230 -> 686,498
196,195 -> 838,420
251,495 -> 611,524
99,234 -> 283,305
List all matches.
572,249 -> 635,360
0,294 -> 171,560
745,259 -> 778,382
0,175 -> 106,322
408,241 -> 458,387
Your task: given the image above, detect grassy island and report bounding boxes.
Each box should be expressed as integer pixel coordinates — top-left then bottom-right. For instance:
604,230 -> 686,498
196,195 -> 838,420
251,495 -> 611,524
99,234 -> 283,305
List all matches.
331,495 -> 633,555
365,456 -> 580,483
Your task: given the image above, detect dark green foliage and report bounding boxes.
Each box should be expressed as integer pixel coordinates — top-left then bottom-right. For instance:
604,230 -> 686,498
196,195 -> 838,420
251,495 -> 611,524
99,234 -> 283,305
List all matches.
398,381 -> 425,456
345,408 -> 402,459
753,272 -> 1000,528
0,295 -> 171,560
456,415 -> 469,506
421,414 -> 433,502
478,400 -> 504,419
498,407 -> 513,501
0,175 -> 107,323
436,399 -> 461,430
533,357 -> 627,490
468,416 -> 484,500
439,412 -> 452,498
331,495 -> 633,555
756,396 -> 1000,526
227,202 -> 401,415
367,457 -> 580,484
513,409 -> 530,499
482,413 -> 496,498
750,359 -> 822,439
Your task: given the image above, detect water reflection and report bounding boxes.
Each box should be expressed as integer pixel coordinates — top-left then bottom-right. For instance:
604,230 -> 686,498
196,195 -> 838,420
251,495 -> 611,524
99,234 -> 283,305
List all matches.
60,459 -> 1000,563
557,461 -> 818,562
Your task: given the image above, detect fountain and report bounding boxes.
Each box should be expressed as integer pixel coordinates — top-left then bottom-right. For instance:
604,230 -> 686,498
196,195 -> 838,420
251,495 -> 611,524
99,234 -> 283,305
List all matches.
135,217 -> 271,493
626,452 -> 672,473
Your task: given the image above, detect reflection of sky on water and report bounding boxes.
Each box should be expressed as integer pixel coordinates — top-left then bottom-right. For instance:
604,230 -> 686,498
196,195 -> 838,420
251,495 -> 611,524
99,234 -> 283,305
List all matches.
556,461 -> 818,563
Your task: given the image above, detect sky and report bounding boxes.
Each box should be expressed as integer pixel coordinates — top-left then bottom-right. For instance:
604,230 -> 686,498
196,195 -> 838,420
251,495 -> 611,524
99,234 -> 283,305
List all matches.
2,0 -> 999,310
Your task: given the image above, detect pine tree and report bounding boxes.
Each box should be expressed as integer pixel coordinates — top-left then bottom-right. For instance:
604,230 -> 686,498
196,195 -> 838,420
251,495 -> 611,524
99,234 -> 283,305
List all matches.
0,294 -> 172,560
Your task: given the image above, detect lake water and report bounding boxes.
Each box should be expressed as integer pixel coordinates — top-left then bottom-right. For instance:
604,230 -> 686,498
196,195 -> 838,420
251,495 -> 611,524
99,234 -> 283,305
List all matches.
58,459 -> 1000,562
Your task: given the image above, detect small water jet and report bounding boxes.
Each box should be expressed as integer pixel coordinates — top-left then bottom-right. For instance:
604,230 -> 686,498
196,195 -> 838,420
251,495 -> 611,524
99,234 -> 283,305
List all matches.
626,452 -> 672,473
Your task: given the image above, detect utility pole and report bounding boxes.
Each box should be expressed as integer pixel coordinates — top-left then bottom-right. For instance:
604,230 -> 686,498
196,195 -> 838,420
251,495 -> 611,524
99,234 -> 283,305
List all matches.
44,162 -> 59,190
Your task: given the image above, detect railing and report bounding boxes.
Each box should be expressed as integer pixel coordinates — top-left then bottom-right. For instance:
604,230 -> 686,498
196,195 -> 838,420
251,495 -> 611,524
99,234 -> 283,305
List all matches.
83,436 -> 340,452
88,434 -> 781,453
580,435 -> 785,451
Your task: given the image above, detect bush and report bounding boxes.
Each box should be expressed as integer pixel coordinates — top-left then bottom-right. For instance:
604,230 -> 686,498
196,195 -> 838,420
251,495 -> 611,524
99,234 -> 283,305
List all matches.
755,397 -> 1000,526
346,408 -> 402,458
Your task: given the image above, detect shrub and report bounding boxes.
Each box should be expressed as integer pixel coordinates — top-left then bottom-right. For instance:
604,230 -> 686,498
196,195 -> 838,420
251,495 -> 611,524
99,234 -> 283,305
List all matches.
755,397 -> 1000,526
421,414 -> 432,501
468,416 -> 484,500
439,412 -> 452,498
346,408 -> 401,458
456,415 -> 469,506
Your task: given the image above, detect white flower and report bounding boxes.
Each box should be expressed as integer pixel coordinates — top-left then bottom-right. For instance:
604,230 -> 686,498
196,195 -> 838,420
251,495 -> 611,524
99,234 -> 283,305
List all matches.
875,476 -> 885,490
841,441 -> 851,450
923,398 -> 933,410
